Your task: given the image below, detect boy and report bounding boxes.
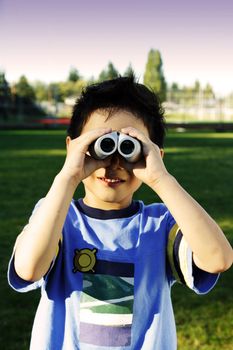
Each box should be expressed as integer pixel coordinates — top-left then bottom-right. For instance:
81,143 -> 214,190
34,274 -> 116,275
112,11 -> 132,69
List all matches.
8,76 -> 232,350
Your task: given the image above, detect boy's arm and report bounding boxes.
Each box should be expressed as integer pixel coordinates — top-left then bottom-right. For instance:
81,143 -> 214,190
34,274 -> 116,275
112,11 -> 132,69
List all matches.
122,127 -> 233,274
14,128 -> 112,282
152,174 -> 232,273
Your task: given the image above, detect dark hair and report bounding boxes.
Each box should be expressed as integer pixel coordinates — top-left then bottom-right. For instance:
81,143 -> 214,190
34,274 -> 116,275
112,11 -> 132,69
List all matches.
67,75 -> 166,147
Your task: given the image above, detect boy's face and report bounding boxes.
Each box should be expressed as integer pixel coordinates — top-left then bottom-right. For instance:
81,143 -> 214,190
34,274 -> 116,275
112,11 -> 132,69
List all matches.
81,109 -> 150,210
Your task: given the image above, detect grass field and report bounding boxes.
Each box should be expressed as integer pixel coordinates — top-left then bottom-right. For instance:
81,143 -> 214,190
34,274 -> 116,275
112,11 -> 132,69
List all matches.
0,129 -> 233,350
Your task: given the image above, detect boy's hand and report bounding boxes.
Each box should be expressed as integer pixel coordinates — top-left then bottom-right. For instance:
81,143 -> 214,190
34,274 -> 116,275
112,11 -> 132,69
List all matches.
60,128 -> 112,185
121,127 -> 169,189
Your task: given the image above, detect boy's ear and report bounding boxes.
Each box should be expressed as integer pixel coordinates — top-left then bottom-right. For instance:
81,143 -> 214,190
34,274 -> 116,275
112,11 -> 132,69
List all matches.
66,136 -> 71,151
160,148 -> 164,158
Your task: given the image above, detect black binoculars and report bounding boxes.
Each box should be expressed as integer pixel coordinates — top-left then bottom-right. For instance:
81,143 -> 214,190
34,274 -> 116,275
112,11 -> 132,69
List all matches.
89,132 -> 142,163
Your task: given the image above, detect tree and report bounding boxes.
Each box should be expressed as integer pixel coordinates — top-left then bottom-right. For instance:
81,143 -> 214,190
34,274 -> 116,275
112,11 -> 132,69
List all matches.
124,63 -> 135,77
193,80 -> 201,93
98,62 -> 119,81
203,83 -> 215,100
0,72 -> 12,120
15,75 -> 35,101
0,72 -> 11,97
14,76 -> 45,120
58,80 -> 87,100
143,49 -> 167,101
169,82 -> 180,103
171,82 -> 179,91
34,81 -> 48,102
68,67 -> 81,82
48,83 -> 62,102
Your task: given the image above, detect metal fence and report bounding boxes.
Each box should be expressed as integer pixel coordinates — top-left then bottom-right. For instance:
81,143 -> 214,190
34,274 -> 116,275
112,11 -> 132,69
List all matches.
164,89 -> 233,122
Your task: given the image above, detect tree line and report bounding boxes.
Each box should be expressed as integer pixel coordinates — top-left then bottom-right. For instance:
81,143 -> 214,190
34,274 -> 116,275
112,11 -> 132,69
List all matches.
0,49 -> 218,122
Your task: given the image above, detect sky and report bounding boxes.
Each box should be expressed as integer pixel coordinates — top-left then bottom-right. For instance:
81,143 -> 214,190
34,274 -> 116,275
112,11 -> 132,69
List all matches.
1,0 -> 233,96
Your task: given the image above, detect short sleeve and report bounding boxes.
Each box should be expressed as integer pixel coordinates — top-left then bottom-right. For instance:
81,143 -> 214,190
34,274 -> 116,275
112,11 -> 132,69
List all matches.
7,198 -> 61,293
8,254 -> 43,293
167,221 -> 220,294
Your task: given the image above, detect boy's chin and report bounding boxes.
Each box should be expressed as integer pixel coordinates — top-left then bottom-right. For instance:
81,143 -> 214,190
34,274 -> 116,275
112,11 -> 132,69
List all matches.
87,193 -> 132,209
98,195 -> 129,206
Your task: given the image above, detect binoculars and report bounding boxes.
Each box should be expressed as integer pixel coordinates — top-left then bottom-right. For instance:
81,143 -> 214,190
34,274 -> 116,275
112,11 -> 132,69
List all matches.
89,131 -> 142,163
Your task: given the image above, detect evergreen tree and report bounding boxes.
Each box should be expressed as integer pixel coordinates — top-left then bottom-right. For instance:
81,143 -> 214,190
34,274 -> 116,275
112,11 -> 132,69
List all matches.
0,72 -> 12,120
203,83 -> 215,100
98,62 -> 119,81
170,82 -> 180,103
0,72 -> 11,97
68,67 -> 81,82
124,63 -> 135,77
143,49 -> 167,101
193,80 -> 201,93
171,82 -> 179,92
15,75 -> 35,101
14,76 -> 45,119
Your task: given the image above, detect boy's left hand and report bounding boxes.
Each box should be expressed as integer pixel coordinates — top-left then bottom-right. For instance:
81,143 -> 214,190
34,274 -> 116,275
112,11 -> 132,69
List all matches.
121,127 -> 169,189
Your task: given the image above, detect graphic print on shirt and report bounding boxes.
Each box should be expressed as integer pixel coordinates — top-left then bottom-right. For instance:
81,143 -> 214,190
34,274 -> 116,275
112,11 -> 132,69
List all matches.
79,259 -> 135,347
73,248 -> 98,273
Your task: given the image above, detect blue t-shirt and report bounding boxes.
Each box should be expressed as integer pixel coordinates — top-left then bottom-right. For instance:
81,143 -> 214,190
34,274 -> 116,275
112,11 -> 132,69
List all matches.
8,199 -> 219,350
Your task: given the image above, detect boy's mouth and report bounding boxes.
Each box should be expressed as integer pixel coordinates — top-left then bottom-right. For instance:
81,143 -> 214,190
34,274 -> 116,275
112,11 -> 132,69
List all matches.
97,177 -> 125,185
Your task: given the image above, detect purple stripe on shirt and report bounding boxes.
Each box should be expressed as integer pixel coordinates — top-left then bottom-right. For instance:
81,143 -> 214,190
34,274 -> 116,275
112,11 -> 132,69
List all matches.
80,322 -> 131,346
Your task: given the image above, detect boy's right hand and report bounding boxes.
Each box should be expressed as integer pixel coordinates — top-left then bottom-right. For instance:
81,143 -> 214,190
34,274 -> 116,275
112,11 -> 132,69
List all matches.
60,128 -> 112,186
14,130 -> 113,282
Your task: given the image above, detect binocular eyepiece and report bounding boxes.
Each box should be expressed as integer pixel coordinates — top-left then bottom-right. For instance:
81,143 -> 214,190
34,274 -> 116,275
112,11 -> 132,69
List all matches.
89,132 -> 142,163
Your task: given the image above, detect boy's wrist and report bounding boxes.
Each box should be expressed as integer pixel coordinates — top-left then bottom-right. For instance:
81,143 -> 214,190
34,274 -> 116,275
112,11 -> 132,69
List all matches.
150,173 -> 177,194
56,170 -> 81,191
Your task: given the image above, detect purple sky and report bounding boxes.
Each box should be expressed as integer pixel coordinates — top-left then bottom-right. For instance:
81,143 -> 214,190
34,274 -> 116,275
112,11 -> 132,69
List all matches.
1,0 -> 233,95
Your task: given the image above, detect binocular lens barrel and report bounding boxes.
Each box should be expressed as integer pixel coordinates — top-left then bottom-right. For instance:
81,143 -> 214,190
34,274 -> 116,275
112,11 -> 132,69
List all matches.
119,140 -> 135,155
89,132 -> 141,162
100,138 -> 116,153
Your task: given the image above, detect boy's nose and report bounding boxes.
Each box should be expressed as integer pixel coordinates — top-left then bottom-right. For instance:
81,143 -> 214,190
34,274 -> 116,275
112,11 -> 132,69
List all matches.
109,152 -> 122,169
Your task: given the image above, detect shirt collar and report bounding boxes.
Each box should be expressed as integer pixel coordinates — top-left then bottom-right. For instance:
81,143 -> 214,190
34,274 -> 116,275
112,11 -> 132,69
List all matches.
75,199 -> 140,219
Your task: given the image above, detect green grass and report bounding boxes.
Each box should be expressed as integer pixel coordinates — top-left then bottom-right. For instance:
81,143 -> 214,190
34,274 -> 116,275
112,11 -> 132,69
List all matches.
0,129 -> 233,350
